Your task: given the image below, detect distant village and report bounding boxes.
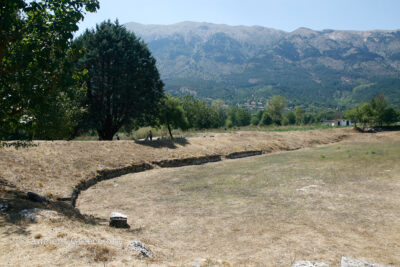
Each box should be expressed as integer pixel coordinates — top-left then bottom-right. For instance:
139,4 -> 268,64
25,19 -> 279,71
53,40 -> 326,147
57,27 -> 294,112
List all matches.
239,100 -> 266,111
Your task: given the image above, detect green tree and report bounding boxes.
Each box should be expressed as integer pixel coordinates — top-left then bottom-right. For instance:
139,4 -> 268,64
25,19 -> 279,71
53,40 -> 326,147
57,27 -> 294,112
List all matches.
225,118 -> 234,128
0,0 -> 99,140
369,94 -> 388,126
294,107 -> 305,125
260,111 -> 273,126
250,110 -> 263,126
281,117 -> 290,126
368,94 -> 399,126
344,103 -> 367,128
344,106 -> 361,127
381,106 -> 398,125
228,107 -> 251,127
256,110 -> 264,121
304,113 -> 316,124
266,95 -> 287,125
158,95 -> 188,139
345,94 -> 399,128
211,99 -> 228,127
285,111 -> 296,125
359,102 -> 374,128
251,116 -> 260,126
180,95 -> 220,129
75,21 -> 164,140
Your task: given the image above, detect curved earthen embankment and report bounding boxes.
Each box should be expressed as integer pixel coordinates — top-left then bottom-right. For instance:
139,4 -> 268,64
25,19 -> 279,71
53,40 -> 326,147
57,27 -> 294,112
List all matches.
70,163 -> 153,206
70,133 -> 349,207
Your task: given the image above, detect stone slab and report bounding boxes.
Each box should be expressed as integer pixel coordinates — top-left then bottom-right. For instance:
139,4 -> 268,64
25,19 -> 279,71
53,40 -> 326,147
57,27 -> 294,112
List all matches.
341,257 -> 393,267
292,261 -> 329,267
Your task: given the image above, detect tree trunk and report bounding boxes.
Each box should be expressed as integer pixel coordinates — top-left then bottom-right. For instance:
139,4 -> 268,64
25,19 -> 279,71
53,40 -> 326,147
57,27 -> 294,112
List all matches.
97,128 -> 115,140
167,124 -> 173,139
97,116 -> 117,140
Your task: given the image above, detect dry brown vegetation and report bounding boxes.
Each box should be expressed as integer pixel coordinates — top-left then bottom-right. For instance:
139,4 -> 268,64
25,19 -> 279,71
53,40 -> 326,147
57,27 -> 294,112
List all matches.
0,128 -> 349,199
1,128 -> 399,266
75,131 -> 400,266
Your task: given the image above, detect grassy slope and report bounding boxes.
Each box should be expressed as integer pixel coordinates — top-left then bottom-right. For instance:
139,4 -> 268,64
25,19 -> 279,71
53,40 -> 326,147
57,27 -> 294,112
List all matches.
0,128 -> 349,199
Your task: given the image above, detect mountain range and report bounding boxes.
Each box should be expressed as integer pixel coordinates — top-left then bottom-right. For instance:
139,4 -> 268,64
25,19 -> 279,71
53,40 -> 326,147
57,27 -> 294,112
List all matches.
124,21 -> 400,109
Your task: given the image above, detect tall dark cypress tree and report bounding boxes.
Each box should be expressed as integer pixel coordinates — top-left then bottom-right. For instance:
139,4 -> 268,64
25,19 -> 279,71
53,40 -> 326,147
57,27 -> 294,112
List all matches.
75,20 -> 164,140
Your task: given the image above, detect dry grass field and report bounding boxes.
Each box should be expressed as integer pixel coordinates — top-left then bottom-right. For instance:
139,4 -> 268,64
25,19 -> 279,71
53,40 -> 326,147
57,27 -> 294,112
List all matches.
0,128 -> 349,199
77,131 -> 400,266
1,128 -> 399,266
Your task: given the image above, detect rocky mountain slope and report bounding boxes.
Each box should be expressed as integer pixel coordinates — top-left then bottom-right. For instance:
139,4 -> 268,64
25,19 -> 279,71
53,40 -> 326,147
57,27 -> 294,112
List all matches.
124,21 -> 400,107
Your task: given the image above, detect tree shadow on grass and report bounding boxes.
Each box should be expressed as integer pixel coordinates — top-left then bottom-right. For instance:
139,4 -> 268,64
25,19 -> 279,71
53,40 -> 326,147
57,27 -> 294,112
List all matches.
134,137 -> 189,149
0,188 -> 97,237
0,189 -> 44,236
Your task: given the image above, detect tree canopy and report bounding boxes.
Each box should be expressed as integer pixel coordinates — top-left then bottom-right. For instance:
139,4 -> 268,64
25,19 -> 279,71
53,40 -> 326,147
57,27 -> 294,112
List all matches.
345,94 -> 399,128
0,0 -> 99,140
75,20 -> 164,140
180,95 -> 221,129
266,95 -> 287,125
158,95 -> 188,139
227,107 -> 251,127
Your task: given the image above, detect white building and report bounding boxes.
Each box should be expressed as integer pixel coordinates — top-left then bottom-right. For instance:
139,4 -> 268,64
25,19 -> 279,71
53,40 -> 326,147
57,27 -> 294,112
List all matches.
323,119 -> 352,127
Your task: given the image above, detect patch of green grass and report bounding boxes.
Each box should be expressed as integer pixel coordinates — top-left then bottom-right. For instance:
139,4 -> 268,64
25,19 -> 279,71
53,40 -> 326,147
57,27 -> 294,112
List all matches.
166,140 -> 400,207
258,124 -> 333,132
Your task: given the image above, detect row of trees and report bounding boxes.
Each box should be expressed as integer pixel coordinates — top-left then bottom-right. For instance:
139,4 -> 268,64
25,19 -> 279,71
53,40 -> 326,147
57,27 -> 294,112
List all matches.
0,2 -> 348,142
344,95 -> 399,128
157,95 -> 337,138
2,3 -> 398,141
159,94 -> 400,138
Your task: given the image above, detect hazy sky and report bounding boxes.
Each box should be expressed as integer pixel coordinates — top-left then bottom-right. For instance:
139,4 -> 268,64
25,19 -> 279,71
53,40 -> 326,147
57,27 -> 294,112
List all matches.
77,0 -> 400,35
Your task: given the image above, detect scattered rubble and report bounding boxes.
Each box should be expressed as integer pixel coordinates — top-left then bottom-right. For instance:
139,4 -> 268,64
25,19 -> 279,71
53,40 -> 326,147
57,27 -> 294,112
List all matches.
341,256 -> 393,267
0,202 -> 9,213
292,261 -> 329,267
190,257 -> 207,267
20,208 -> 60,222
292,257 -> 393,267
128,240 -> 152,258
20,208 -> 41,222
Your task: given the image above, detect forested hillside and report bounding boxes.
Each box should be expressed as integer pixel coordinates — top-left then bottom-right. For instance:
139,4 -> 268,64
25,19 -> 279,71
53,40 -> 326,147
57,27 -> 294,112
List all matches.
125,22 -> 400,108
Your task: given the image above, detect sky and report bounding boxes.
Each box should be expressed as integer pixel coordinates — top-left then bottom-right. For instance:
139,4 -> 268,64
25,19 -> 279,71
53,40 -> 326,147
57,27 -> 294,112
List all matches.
77,0 -> 400,35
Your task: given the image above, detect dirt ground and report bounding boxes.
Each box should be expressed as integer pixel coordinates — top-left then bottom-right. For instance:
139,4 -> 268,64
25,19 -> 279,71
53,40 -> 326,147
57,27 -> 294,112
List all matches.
1,128 -> 399,266
76,131 -> 400,266
0,128 -> 350,199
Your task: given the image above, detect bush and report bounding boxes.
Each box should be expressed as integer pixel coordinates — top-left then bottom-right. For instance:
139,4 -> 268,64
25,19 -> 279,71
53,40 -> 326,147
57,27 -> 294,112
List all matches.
260,112 -> 273,126
225,118 -> 233,128
251,116 -> 260,126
